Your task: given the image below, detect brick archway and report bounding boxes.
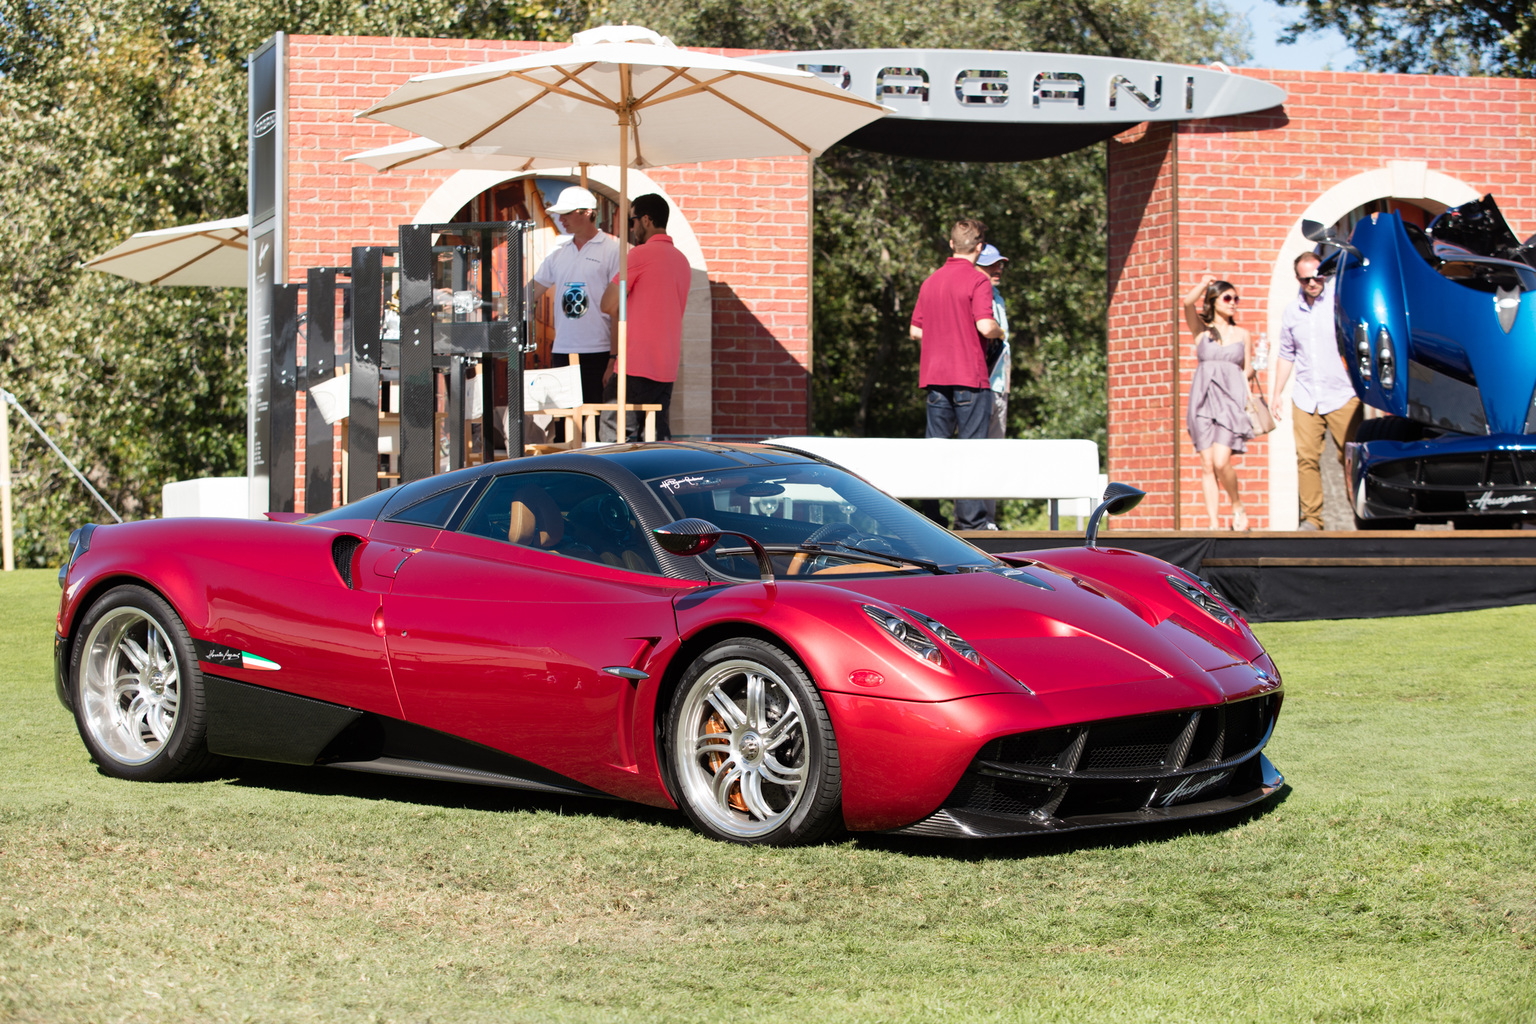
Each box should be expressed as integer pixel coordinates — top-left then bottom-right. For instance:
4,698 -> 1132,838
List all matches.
1262,162 -> 1481,527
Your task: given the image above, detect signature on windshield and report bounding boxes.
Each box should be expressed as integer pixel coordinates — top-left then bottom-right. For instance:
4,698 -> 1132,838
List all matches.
659,474 -> 720,494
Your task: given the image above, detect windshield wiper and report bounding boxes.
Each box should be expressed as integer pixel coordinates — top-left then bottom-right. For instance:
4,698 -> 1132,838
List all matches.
818,540 -> 946,574
713,541 -> 948,575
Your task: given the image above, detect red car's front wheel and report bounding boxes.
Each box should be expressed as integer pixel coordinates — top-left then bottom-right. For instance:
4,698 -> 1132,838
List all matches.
667,638 -> 842,845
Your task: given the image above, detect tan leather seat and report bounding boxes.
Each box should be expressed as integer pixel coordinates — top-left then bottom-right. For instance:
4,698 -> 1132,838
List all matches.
508,484 -> 564,548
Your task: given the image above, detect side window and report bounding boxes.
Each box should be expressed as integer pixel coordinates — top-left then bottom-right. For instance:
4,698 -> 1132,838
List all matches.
459,472 -> 662,575
386,482 -> 473,528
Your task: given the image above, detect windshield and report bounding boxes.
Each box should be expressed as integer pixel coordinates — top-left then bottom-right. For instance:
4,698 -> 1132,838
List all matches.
645,461 -> 1000,579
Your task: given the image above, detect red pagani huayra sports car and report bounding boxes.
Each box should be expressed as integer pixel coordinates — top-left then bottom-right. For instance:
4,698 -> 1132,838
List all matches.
54,443 -> 1283,846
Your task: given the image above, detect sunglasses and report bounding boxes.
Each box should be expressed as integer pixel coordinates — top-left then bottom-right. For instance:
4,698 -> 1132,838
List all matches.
1297,275 -> 1325,284
1219,293 -> 1240,304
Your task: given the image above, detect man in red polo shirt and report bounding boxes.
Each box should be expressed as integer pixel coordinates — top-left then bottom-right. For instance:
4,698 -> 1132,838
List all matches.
600,193 -> 691,441
909,218 -> 1004,530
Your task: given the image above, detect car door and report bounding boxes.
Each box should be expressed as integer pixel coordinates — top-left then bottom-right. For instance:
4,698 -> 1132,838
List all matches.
381,470 -> 685,797
198,518 -> 404,718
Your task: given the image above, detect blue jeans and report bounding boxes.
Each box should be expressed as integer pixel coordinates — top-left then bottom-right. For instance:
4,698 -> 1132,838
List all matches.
925,386 -> 993,531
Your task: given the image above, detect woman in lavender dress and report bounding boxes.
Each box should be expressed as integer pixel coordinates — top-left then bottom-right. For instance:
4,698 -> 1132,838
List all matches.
1182,276 -> 1255,531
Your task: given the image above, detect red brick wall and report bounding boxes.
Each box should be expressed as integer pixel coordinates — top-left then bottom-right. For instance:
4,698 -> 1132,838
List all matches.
1107,69 -> 1536,529
639,159 -> 812,436
282,35 -> 811,505
1107,122 -> 1180,528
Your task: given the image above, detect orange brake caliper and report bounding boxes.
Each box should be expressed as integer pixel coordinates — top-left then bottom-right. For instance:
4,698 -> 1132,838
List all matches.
704,712 -> 748,813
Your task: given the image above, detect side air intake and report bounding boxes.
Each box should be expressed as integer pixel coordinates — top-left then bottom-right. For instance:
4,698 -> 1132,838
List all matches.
331,535 -> 364,588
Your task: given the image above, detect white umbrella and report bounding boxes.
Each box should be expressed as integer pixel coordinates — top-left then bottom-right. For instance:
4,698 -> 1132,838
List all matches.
343,137 -> 574,174
84,215 -> 249,288
357,24 -> 888,437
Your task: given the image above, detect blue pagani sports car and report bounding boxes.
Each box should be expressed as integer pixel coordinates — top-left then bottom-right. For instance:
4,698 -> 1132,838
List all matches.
1308,196 -> 1536,528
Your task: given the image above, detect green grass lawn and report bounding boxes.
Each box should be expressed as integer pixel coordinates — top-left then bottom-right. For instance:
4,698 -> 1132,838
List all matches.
2,568 -> 1532,1023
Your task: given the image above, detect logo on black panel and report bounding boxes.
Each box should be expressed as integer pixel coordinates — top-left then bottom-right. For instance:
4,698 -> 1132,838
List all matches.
1471,490 -> 1535,511
195,640 -> 242,667
561,282 -> 589,318
253,110 -> 278,138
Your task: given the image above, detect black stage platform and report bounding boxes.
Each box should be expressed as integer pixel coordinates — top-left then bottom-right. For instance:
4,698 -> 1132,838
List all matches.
965,530 -> 1536,623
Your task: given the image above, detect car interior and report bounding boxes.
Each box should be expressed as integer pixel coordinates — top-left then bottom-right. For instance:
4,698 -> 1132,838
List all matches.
459,471 -> 660,574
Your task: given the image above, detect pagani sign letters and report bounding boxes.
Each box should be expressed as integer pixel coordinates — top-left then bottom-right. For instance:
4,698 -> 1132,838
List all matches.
750,49 -> 1287,125
821,64 -> 1184,112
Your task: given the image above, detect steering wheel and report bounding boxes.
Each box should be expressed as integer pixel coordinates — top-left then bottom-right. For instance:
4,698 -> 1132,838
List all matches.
596,493 -> 632,538
803,522 -> 863,546
789,522 -> 894,575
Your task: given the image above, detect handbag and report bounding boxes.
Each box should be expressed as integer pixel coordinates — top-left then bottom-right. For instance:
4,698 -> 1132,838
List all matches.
1246,390 -> 1276,435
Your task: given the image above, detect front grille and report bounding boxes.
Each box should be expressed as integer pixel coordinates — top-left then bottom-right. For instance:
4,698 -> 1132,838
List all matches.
1081,714 -> 1191,771
1367,450 -> 1536,516
944,694 -> 1280,824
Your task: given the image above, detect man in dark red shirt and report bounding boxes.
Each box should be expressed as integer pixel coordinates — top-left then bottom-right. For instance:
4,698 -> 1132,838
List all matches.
600,193 -> 692,441
909,218 -> 1004,530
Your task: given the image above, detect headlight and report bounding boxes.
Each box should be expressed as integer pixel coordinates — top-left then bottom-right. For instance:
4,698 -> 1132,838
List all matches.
1354,322 -> 1372,381
901,607 -> 982,665
861,605 -> 983,667
862,605 -> 944,666
1165,575 -> 1235,627
1376,325 -> 1395,389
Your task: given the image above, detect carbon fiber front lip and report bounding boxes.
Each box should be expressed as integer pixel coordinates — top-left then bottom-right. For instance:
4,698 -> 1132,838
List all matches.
889,755 -> 1283,839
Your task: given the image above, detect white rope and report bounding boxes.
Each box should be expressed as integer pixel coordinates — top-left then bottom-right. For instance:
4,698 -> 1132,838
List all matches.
0,390 -> 123,523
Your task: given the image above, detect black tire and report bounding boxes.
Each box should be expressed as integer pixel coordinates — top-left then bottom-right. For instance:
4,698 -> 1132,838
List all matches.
69,585 -> 219,782
1351,416 -> 1427,530
666,637 -> 842,845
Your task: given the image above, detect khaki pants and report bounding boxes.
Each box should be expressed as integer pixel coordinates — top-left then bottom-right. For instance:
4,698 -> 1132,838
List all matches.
1293,397 -> 1362,528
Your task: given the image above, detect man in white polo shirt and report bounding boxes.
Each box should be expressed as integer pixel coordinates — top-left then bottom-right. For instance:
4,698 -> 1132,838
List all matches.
532,185 -> 620,408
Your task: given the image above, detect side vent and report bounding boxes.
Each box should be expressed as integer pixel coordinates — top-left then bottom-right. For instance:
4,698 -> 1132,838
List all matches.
331,535 -> 364,588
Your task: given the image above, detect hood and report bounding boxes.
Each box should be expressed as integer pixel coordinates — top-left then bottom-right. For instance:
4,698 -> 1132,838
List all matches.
822,567 -> 1244,700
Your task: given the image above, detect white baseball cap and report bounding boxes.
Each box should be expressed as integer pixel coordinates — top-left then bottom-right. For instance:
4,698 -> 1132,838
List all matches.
977,244 -> 1009,267
546,185 -> 599,214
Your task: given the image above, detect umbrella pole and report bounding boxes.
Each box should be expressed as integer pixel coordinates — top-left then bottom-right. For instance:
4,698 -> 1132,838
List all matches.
616,99 -> 630,443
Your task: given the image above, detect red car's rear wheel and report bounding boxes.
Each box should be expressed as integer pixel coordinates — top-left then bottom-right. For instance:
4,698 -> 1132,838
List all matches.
667,638 -> 841,845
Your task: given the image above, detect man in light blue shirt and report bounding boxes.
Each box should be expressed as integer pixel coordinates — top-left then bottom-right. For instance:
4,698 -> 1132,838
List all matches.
1270,251 -> 1361,530
977,244 -> 1011,529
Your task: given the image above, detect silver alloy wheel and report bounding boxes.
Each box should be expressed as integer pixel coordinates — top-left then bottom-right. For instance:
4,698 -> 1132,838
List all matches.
674,657 -> 809,839
78,606 -> 182,766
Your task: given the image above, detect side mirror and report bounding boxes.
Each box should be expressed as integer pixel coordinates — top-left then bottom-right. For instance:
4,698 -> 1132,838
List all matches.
652,517 -> 722,556
1084,482 -> 1145,549
653,518 -> 776,584
1301,219 -> 1367,264
1300,219 -> 1331,243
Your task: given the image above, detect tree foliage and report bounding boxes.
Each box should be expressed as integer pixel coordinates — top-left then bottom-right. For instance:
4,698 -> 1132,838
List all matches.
0,0 -> 589,565
0,0 -> 1239,562
1277,0 -> 1534,77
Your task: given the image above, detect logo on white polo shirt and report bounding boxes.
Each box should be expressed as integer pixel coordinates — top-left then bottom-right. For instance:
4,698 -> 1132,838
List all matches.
561,282 -> 589,318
